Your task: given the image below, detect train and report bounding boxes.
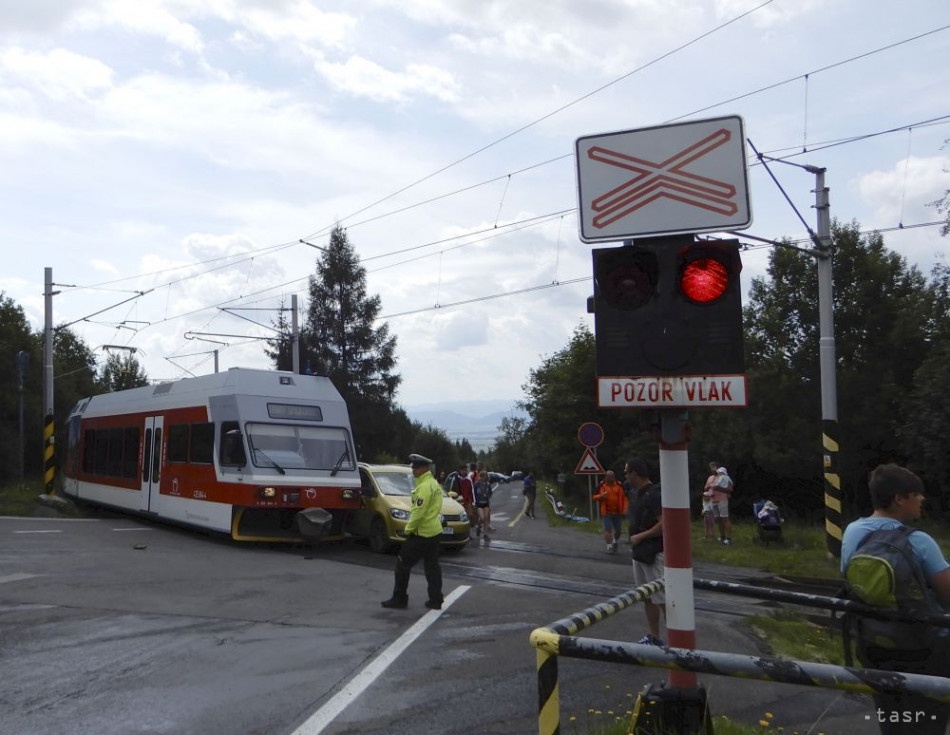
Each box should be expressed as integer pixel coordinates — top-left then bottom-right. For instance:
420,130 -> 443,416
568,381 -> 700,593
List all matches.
62,368 -> 362,542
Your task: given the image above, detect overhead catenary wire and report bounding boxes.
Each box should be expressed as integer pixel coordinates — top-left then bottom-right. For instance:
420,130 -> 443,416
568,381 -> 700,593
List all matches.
54,19 -> 950,368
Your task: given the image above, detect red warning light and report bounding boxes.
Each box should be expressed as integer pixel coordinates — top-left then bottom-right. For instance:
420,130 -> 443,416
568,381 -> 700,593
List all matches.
680,257 -> 729,304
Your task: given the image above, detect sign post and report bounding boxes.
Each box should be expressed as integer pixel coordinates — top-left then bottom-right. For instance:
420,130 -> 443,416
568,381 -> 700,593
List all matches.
576,423 -> 605,519
574,116 -> 753,732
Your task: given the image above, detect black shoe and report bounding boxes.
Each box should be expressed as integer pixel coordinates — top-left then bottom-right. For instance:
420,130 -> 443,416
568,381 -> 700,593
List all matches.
381,597 -> 408,609
424,599 -> 443,610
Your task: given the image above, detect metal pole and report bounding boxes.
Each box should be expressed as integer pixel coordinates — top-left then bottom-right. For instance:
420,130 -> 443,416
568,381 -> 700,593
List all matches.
813,169 -> 842,557
291,293 -> 300,374
658,410 -> 697,689
43,267 -> 56,495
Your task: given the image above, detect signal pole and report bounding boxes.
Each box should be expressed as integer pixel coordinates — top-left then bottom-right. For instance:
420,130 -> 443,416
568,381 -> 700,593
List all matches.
43,267 -> 56,495
811,167 -> 842,558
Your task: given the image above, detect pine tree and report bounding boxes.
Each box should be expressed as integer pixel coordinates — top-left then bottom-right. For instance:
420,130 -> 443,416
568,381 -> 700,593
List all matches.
297,225 -> 401,459
302,225 -> 399,401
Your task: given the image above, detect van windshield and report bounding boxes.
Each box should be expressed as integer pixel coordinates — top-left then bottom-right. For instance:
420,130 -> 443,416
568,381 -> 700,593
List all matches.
245,423 -> 354,472
373,471 -> 415,496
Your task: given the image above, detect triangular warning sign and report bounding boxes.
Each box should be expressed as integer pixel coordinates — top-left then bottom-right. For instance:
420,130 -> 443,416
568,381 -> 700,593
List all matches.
575,447 -> 605,475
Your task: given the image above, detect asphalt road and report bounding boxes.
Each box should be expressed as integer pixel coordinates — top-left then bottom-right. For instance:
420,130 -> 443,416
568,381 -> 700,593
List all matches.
0,482 -> 880,734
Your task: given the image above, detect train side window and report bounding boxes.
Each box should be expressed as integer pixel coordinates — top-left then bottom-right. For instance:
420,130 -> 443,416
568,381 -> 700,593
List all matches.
190,422 -> 214,464
82,429 -> 96,474
220,422 -> 247,467
93,429 -> 110,475
107,428 -> 124,477
122,427 -> 139,479
167,424 -> 189,463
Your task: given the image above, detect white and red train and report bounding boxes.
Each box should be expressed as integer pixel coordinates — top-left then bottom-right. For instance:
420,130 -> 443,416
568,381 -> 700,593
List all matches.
62,368 -> 361,542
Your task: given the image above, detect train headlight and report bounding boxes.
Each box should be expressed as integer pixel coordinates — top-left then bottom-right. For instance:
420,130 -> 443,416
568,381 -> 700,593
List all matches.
258,486 -> 277,499
341,488 -> 356,500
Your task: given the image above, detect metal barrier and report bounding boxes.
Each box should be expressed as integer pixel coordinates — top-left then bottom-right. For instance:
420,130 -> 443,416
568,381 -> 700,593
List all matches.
530,578 -> 950,735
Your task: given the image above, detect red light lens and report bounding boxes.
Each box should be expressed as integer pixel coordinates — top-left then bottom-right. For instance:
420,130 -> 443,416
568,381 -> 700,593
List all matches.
680,257 -> 728,303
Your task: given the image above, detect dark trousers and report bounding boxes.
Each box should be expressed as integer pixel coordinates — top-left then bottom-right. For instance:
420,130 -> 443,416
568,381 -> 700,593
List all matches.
524,488 -> 536,517
392,534 -> 443,603
860,643 -> 950,735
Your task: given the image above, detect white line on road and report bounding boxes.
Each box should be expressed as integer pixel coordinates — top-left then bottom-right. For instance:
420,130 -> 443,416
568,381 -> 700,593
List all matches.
111,527 -> 155,532
291,584 -> 471,735
12,529 -> 62,534
0,573 -> 38,585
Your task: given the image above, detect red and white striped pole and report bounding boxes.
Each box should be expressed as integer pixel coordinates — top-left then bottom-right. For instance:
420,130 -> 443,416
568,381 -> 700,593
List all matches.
658,410 -> 697,689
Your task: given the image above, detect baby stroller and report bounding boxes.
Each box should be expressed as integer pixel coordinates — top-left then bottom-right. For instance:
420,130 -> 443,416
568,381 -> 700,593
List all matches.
543,488 -> 589,523
752,499 -> 784,546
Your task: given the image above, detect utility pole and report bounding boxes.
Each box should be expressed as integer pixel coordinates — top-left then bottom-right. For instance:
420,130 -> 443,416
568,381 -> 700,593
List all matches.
43,267 -> 56,495
810,167 -> 842,558
292,294 -> 300,374
746,146 -> 843,559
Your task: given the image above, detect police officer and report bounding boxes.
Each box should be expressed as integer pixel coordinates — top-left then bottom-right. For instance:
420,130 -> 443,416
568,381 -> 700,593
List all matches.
381,453 -> 445,610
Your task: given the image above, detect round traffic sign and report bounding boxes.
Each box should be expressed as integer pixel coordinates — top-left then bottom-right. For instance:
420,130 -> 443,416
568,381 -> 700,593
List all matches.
577,422 -> 605,448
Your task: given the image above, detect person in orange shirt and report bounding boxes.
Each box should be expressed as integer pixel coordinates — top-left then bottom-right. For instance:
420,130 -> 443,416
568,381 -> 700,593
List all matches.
593,469 -> 628,553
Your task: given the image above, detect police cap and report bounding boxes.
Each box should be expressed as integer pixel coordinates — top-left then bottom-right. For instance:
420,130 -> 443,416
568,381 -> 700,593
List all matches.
408,453 -> 432,467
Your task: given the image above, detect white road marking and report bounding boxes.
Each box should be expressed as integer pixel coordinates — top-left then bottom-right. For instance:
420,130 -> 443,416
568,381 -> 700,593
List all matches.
12,529 -> 62,534
111,527 -> 155,532
0,573 -> 38,585
290,584 -> 471,735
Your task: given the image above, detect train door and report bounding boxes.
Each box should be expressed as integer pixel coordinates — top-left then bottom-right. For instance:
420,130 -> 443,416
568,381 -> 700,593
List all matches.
141,416 -> 164,512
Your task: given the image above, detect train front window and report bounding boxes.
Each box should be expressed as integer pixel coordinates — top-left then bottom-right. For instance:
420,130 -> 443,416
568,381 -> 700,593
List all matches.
245,423 -> 354,472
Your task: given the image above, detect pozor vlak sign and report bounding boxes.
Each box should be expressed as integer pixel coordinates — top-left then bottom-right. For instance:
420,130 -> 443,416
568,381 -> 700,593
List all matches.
599,375 -> 746,408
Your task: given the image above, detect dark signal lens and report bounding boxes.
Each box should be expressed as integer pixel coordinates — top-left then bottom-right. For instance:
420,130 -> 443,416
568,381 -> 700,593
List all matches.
680,257 -> 729,303
598,249 -> 657,310
605,263 -> 653,308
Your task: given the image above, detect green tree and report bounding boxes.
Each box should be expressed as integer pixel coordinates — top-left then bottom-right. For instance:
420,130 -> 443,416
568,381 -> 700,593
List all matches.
901,260 -> 950,503
274,225 -> 401,460
98,351 -> 149,391
0,295 -> 40,484
519,323 -> 647,496
733,220 -> 935,516
928,138 -> 949,237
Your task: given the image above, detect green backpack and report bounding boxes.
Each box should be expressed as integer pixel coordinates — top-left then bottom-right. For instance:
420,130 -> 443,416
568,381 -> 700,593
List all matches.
843,525 -> 938,655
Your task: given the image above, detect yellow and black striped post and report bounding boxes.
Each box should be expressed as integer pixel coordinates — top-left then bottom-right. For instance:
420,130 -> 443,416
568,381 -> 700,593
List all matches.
823,418 -> 842,558
44,413 -> 56,495
531,580 -> 666,734
532,630 -> 561,735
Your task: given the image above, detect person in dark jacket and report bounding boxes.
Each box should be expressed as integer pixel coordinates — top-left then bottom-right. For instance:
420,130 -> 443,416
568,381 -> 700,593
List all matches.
625,458 -> 665,646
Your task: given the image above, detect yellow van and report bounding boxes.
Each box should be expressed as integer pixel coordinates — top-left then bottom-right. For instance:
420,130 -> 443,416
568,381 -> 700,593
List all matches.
348,462 -> 471,553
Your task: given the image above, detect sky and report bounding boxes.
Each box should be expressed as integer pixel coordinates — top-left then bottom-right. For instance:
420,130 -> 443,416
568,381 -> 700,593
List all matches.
1,0 -> 949,413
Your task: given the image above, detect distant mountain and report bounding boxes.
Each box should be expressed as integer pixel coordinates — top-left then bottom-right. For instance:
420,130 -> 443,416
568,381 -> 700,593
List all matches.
405,399 -> 527,451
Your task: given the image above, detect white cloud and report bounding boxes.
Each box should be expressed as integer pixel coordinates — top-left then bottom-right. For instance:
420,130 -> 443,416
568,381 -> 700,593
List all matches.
72,0 -> 205,54
1,0 -> 949,409
0,47 -> 113,101
854,154 -> 950,228
313,55 -> 460,103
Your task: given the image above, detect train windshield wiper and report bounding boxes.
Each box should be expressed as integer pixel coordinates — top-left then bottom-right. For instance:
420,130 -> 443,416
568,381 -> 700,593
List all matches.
330,447 -> 350,477
253,448 -> 286,475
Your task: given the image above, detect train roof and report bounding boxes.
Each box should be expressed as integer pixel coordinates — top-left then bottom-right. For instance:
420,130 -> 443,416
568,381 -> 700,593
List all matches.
71,368 -> 346,417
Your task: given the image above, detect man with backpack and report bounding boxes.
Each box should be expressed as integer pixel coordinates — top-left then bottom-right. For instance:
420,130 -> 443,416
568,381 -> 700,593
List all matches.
841,463 -> 950,735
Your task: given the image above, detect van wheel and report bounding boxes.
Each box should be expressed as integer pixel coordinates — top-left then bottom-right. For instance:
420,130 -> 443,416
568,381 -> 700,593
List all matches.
369,517 -> 393,554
